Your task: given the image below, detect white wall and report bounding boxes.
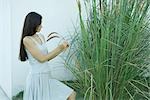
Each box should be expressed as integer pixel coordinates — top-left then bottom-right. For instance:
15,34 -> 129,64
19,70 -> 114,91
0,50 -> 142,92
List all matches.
1,0 -> 148,98
11,0 -> 80,96
0,0 -> 11,98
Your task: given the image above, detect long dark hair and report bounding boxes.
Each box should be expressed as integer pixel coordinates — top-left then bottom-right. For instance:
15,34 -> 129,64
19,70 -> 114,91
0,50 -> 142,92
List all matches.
19,12 -> 42,61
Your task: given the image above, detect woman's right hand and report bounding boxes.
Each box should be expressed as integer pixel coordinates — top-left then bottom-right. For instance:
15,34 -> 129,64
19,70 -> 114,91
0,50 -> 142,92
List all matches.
62,41 -> 69,49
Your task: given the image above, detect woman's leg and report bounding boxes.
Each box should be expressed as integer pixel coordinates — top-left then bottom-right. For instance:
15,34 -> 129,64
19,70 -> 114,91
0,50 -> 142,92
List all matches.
67,91 -> 76,100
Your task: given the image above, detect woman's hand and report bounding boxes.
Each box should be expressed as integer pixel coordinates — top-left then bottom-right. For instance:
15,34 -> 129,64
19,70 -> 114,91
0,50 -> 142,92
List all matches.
62,41 -> 69,50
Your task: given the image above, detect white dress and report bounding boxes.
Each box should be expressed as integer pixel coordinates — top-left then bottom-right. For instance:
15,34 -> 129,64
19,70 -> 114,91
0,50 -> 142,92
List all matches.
23,34 -> 73,100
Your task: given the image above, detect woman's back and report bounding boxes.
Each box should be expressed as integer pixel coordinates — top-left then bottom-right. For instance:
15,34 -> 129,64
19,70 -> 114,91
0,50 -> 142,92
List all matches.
25,34 -> 51,74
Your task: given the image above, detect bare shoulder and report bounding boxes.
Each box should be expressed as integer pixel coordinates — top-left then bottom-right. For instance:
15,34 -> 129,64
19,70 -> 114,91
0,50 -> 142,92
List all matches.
23,36 -> 30,42
23,36 -> 34,46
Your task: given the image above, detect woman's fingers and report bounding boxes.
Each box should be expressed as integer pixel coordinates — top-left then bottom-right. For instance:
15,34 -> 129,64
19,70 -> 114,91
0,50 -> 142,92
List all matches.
47,32 -> 69,49
62,41 -> 69,49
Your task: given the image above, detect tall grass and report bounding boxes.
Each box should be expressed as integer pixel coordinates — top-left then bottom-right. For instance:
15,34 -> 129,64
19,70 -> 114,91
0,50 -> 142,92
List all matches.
65,0 -> 150,99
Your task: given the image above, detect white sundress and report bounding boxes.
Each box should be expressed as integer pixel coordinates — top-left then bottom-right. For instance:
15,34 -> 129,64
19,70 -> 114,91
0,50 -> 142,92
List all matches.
23,34 -> 73,100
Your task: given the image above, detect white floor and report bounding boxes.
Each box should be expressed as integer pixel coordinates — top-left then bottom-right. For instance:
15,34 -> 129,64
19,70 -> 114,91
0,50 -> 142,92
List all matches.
0,86 -> 10,100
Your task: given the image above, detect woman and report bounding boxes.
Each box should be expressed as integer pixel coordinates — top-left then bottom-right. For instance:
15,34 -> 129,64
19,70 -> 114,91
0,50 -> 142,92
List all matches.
19,12 -> 76,100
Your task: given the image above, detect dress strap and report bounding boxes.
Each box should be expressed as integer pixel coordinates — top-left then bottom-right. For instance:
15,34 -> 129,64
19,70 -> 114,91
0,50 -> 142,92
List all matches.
38,34 -> 45,43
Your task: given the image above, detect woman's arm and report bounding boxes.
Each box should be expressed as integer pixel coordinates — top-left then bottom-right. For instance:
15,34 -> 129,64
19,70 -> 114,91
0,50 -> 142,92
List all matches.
23,36 -> 68,63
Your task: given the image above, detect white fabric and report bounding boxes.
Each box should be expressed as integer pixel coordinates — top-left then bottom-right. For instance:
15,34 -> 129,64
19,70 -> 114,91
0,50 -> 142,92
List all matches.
23,34 -> 73,100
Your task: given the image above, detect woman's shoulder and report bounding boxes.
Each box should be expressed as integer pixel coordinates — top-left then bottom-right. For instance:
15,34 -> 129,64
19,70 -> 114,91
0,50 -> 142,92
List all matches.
23,36 -> 30,42
23,36 -> 34,45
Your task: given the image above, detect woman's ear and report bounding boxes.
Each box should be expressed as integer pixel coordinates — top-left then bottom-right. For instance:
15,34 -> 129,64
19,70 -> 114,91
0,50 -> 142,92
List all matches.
35,26 -> 39,32
36,25 -> 42,32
